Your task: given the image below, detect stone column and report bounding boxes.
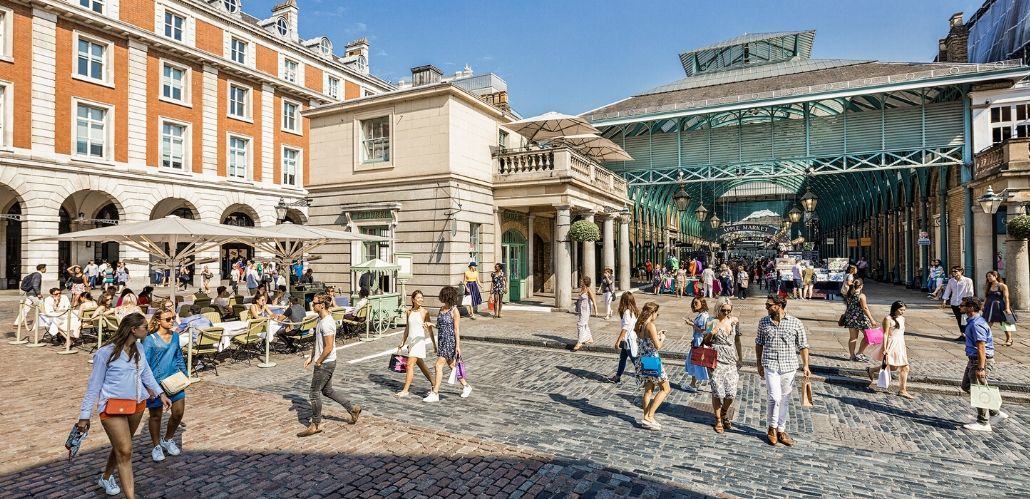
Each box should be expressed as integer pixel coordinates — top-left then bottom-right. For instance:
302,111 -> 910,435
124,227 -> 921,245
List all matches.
619,218 -> 631,291
581,212 -> 596,288
554,206 -> 572,310
602,215 -> 615,275
30,9 -> 57,156
527,214 -> 535,298
1006,204 -> 1030,310
972,210 -> 994,283
23,208 -> 59,289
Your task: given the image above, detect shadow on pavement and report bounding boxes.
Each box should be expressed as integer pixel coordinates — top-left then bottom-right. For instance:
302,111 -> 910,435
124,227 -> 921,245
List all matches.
283,393 -> 347,426
554,365 -> 611,384
532,334 -> 574,348
0,443 -> 707,498
548,393 -> 639,427
832,395 -> 961,430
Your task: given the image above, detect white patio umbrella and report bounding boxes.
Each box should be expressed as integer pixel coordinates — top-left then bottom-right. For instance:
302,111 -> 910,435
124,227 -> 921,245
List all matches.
552,134 -> 633,162
506,111 -> 599,143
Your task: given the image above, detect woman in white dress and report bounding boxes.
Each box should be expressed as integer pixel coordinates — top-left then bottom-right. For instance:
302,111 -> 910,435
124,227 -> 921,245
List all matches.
867,301 -> 914,399
572,277 -> 598,352
395,290 -> 436,397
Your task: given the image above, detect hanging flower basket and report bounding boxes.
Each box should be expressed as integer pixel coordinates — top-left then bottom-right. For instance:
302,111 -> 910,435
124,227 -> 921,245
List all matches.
568,220 -> 601,242
1008,214 -> 1030,240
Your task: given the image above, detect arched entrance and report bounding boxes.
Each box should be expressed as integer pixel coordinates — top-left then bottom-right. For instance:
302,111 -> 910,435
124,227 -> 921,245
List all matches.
1,185 -> 24,289
58,190 -> 122,271
502,229 -> 527,301
151,199 -> 199,285
221,209 -> 255,279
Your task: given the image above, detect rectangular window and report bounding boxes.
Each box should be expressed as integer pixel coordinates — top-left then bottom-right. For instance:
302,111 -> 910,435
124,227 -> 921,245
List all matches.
79,0 -> 103,14
0,12 -> 6,59
75,103 -> 107,158
230,37 -> 247,64
76,38 -> 106,81
360,116 -> 390,163
0,86 -> 6,147
470,223 -> 482,265
282,58 -> 298,83
326,76 -> 340,99
360,226 -> 389,261
498,130 -> 509,150
282,101 -> 299,132
164,11 -> 185,41
282,147 -> 299,186
161,63 -> 186,102
228,135 -> 248,179
988,103 -> 1030,145
228,84 -> 249,119
160,122 -> 186,170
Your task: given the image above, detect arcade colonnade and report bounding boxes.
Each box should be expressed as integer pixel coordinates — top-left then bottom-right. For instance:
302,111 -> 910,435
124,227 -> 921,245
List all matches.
0,166 -> 307,289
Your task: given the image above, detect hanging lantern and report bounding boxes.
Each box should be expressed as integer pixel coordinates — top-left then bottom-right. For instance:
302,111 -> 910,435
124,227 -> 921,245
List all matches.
977,185 -> 1005,215
673,172 -> 690,212
694,203 -> 708,222
788,206 -> 803,223
709,214 -> 721,229
800,187 -> 819,212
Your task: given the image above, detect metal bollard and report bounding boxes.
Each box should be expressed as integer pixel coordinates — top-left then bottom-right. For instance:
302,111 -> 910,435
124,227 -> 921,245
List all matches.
257,321 -> 277,368
9,299 -> 31,345
56,310 -> 79,355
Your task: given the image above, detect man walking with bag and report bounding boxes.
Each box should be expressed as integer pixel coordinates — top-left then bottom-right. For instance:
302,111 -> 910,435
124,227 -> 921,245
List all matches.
298,293 -> 361,437
941,267 -> 975,341
960,297 -> 1008,432
755,294 -> 811,447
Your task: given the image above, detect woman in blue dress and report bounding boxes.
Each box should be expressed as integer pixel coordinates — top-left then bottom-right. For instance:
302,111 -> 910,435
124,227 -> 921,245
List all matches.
142,309 -> 188,463
684,296 -> 711,392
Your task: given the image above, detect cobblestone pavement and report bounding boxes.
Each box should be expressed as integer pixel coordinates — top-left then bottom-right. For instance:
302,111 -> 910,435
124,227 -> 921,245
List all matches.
2,282 -> 1029,498
464,281 -> 1030,389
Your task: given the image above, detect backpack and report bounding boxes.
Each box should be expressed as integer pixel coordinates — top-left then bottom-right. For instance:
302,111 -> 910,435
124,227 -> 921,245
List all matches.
20,273 -> 35,292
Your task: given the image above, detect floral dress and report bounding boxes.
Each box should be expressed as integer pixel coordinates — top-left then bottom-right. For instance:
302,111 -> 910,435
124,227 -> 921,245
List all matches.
842,294 -> 873,329
708,321 -> 740,399
436,308 -> 457,360
491,271 -> 507,298
633,334 -> 667,385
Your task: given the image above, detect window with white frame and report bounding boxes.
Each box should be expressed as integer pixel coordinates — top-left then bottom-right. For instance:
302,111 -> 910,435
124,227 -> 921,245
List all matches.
275,17 -> 288,37
160,121 -> 187,170
161,63 -> 187,103
990,104 -> 1030,144
498,130 -> 509,151
76,36 -> 108,83
470,223 -> 482,264
230,37 -> 247,64
79,0 -> 103,14
360,225 -> 389,261
75,102 -> 107,158
0,10 -> 8,59
223,0 -> 240,14
282,58 -> 298,83
228,83 -> 249,119
282,100 -> 299,132
326,76 -> 340,99
0,85 -> 6,147
282,147 -> 299,186
164,11 -> 185,41
360,116 -> 389,163
227,135 -> 249,179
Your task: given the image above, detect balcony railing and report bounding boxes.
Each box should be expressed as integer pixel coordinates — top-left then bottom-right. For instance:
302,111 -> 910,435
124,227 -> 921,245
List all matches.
974,137 -> 1030,180
494,146 -> 629,199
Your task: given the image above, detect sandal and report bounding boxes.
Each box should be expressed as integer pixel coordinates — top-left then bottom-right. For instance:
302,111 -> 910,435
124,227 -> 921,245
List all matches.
714,421 -> 724,434
898,392 -> 915,400
723,419 -> 732,430
1004,340 -> 1014,347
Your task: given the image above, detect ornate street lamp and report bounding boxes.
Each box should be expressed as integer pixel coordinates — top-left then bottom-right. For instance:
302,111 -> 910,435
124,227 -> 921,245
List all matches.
977,185 -> 1006,215
274,197 -> 313,224
788,206 -> 803,223
694,203 -> 708,222
709,214 -> 721,229
800,187 -> 819,213
673,172 -> 691,212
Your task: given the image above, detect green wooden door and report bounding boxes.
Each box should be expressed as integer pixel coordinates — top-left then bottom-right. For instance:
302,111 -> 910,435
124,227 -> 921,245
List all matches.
502,229 -> 527,302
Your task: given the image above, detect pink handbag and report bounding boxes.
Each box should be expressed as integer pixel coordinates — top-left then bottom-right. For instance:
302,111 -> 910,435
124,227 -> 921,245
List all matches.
863,327 -> 884,345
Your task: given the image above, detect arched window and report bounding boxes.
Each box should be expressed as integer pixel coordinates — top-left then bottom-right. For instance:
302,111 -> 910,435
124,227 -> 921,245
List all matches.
223,0 -> 240,14
275,17 -> 288,36
320,38 -> 332,57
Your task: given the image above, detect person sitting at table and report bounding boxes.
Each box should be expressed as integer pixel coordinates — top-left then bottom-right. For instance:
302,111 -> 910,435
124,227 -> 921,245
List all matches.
299,268 -> 314,286
138,286 -> 154,307
278,296 -> 309,352
345,288 -> 370,320
212,286 -> 231,309
177,304 -> 214,343
272,285 -> 289,307
115,292 -> 143,320
325,286 -> 338,305
116,288 -> 134,307
248,293 -> 285,322
40,287 -> 74,344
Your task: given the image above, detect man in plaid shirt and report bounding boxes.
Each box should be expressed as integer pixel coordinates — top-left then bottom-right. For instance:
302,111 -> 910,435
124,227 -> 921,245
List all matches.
756,293 -> 811,447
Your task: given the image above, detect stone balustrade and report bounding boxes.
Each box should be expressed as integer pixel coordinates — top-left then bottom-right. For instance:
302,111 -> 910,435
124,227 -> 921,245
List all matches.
494,146 -> 628,198
974,137 -> 1030,181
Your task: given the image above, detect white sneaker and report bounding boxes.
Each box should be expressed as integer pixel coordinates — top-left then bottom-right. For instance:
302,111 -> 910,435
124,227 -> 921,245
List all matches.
395,390 -> 410,398
990,411 -> 1009,426
963,421 -> 993,432
461,384 -> 473,398
161,438 -> 181,456
98,474 -> 121,496
422,391 -> 439,403
151,444 -> 166,462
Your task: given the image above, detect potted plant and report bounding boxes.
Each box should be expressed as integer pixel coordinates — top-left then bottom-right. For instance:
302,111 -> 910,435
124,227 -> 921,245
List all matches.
1008,214 -> 1030,240
568,220 -> 601,242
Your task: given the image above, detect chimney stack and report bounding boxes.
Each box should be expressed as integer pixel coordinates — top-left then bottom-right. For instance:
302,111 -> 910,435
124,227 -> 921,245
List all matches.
937,11 -> 969,62
410,65 -> 443,87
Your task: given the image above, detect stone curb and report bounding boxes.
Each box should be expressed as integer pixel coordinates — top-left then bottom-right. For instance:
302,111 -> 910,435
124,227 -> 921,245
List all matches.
461,334 -> 1030,402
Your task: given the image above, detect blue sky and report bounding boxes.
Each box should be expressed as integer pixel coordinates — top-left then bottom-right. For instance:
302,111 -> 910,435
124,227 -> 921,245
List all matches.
250,0 -> 985,116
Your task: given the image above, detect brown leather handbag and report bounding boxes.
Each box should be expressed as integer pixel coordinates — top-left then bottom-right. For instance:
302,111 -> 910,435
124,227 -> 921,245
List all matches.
690,345 -> 718,369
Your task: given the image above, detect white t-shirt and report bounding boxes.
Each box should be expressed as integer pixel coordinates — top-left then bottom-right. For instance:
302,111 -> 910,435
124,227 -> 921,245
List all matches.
792,264 -> 802,280
621,310 -> 639,357
314,314 -> 337,363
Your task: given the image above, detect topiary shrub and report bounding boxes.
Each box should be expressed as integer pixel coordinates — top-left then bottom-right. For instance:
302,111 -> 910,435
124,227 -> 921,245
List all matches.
568,220 -> 601,242
1008,214 -> 1030,240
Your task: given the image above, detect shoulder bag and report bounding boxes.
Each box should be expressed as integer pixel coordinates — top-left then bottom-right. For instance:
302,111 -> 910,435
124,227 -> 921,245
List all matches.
639,354 -> 663,377
160,371 -> 191,395
690,345 -> 718,369
105,359 -> 140,415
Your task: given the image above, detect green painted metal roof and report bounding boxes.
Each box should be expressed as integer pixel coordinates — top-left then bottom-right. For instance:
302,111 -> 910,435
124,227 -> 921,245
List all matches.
679,30 -> 816,77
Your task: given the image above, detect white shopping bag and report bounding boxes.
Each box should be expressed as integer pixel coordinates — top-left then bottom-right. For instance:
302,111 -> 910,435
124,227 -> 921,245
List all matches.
447,366 -> 457,385
877,368 -> 891,389
970,383 -> 1002,411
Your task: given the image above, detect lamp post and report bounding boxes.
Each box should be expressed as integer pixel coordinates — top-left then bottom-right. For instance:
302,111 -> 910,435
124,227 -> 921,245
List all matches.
274,197 -> 313,224
800,187 -> 819,213
788,206 -> 803,224
978,185 -> 1030,310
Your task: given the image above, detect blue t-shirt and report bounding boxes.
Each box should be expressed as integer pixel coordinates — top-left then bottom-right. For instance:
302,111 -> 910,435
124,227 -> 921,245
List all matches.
692,312 -> 710,347
964,314 -> 995,358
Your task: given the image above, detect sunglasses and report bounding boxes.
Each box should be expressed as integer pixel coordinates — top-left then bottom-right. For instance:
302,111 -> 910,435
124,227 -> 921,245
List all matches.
764,303 -> 776,308
312,301 -> 324,306
720,308 -> 732,313
159,316 -> 175,322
